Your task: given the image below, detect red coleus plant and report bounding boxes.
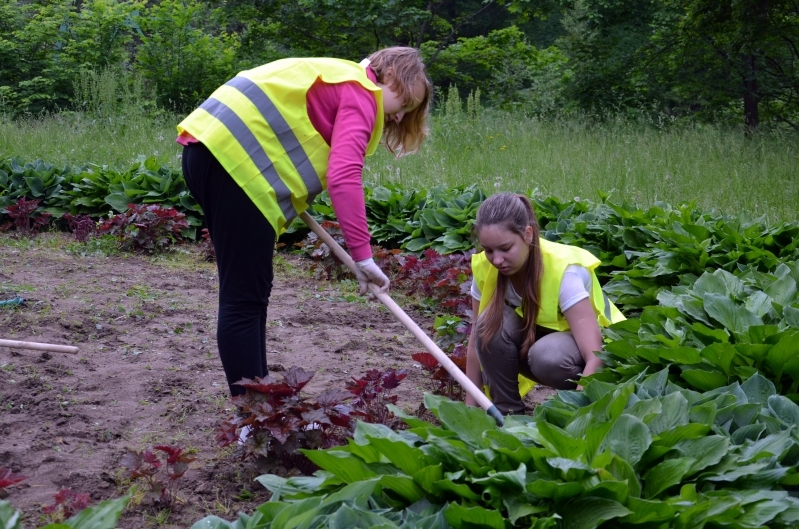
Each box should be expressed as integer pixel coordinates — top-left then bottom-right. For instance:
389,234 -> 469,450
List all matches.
98,204 -> 188,253
217,367 -> 357,460
394,248 -> 474,318
1,197 -> 52,235
120,444 -> 196,506
42,488 -> 91,521
346,368 -> 407,426
0,467 -> 27,498
217,365 -> 408,475
62,213 -> 96,242
412,344 -> 468,401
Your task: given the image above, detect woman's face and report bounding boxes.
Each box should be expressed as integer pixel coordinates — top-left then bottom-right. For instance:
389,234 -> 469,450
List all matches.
477,224 -> 533,278
377,69 -> 426,124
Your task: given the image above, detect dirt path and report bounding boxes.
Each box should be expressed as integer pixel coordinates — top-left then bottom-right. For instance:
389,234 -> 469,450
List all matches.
0,233 -> 554,527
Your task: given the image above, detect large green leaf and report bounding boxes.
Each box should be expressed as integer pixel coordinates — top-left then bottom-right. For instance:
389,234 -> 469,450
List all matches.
560,497 -> 632,529
784,305 -> 799,329
301,450 -> 377,483
765,333 -> 799,381
642,458 -> 695,498
745,291 -> 774,319
535,422 -> 585,460
767,395 -> 799,426
266,497 -> 325,529
646,392 -> 689,436
443,502 -> 506,529
603,414 -> 651,466
607,455 -> 641,497
64,492 -> 132,529
433,398 -> 496,449
620,496 -> 675,524
736,498 -> 793,527
377,475 -> 425,503
0,501 -> 23,529
681,368 -> 729,391
674,436 -> 729,475
703,293 -> 763,333
740,373 -> 776,405
354,423 -> 434,475
740,429 -> 793,462
764,274 -> 797,308
104,192 -> 130,212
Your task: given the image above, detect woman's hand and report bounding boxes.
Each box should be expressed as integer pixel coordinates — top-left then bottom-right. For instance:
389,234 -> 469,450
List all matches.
354,258 -> 390,296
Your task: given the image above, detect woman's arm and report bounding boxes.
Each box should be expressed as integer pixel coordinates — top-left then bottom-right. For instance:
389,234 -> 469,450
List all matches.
562,298 -> 604,387
465,298 -> 482,407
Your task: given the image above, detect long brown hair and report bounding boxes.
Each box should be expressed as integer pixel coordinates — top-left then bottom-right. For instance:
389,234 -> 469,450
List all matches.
473,193 -> 543,357
367,47 -> 432,156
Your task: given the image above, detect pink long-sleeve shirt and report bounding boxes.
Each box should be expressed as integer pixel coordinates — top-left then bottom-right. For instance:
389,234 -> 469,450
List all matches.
178,67 -> 379,262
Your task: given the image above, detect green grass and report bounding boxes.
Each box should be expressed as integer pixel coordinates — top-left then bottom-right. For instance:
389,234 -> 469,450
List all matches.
2,107 -> 797,223
366,111 -> 799,223
0,110 -> 181,170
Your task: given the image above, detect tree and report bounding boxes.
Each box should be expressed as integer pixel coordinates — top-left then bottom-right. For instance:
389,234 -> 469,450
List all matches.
647,0 -> 799,131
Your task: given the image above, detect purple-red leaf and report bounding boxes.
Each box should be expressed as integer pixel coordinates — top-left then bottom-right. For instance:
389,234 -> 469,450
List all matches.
0,468 -> 27,489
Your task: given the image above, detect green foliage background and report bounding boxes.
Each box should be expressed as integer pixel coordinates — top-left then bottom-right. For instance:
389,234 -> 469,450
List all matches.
1,0 -> 797,130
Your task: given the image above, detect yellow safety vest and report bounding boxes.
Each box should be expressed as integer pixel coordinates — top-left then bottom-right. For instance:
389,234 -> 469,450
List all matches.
177,58 -> 384,233
471,238 -> 626,396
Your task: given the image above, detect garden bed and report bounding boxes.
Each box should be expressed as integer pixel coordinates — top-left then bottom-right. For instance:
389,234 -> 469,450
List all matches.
0,234 -> 553,527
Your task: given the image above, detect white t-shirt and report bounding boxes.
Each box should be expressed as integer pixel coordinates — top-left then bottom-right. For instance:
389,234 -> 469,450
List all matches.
471,264 -> 591,313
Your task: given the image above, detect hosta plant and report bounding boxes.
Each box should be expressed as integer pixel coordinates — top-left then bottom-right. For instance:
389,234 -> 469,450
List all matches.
194,371 -> 799,529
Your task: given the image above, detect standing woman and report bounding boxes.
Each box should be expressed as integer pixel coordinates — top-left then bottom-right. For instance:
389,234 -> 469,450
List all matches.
465,193 -> 625,415
177,47 -> 432,397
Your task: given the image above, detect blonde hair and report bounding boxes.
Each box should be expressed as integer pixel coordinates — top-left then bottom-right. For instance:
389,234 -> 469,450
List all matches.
473,193 -> 543,358
367,46 -> 432,156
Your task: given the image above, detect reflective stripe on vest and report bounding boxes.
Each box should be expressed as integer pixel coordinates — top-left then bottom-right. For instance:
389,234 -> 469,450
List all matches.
199,75 -> 324,219
199,97 -> 297,221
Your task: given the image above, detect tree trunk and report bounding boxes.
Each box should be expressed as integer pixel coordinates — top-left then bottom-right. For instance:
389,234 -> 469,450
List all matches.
743,53 -> 759,134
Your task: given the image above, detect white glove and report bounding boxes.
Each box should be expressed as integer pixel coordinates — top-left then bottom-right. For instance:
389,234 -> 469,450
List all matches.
354,258 -> 390,297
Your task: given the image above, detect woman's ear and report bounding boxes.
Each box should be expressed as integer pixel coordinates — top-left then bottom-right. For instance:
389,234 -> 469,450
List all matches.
524,226 -> 534,245
380,66 -> 395,85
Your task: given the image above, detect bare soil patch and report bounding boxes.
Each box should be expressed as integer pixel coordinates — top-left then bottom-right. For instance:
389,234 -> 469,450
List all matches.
0,233 -> 555,527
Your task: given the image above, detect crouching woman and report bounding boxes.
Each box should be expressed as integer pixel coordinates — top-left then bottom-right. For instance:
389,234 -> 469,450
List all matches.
465,193 -> 625,415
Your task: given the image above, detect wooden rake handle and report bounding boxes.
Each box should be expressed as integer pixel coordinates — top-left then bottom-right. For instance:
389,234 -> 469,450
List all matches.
0,338 -> 79,355
299,211 -> 504,426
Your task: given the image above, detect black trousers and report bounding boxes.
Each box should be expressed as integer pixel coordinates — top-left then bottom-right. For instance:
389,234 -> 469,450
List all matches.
182,143 -> 276,396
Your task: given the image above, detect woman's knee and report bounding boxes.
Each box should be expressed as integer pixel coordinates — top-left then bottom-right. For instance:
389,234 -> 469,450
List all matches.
527,331 -> 584,389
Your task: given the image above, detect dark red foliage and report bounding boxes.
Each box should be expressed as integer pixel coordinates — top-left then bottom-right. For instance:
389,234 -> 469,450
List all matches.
220,365 -> 407,474
394,249 -> 474,318
2,197 -> 52,235
412,344 -> 468,400
201,228 -> 215,261
345,368 -> 407,425
0,467 -> 27,490
62,213 -> 96,242
294,220 -> 353,280
120,443 -> 195,506
98,203 -> 188,253
42,489 -> 91,519
224,367 -> 357,454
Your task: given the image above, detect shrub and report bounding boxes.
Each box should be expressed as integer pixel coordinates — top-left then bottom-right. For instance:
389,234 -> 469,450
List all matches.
98,203 -> 188,253
0,197 -> 52,235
